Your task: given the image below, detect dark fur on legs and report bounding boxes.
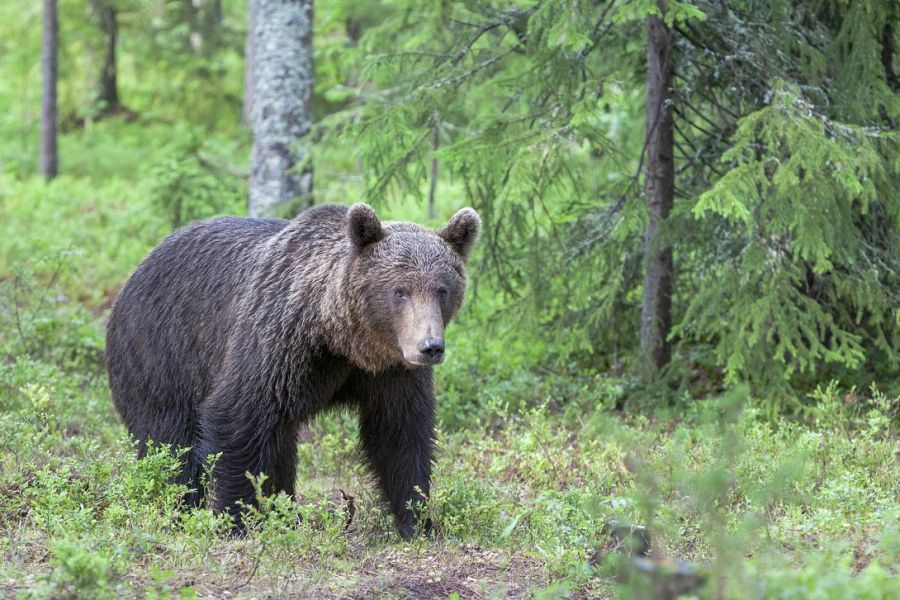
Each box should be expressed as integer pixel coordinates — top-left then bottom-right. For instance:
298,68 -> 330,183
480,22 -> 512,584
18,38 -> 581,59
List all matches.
357,367 -> 435,537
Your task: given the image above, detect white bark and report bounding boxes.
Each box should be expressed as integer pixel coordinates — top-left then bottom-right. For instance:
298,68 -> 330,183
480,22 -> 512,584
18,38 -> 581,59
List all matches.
248,0 -> 314,218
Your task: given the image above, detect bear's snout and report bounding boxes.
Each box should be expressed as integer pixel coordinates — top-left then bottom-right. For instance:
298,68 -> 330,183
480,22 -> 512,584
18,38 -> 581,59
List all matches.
417,337 -> 445,364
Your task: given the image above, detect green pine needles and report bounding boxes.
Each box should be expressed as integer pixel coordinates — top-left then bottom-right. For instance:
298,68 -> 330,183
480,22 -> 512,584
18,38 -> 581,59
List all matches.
324,0 -> 898,405
687,82 -> 898,397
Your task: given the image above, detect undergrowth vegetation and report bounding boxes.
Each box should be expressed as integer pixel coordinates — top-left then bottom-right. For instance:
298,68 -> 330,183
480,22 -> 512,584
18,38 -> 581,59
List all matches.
1,146 -> 898,596
1,338 -> 898,596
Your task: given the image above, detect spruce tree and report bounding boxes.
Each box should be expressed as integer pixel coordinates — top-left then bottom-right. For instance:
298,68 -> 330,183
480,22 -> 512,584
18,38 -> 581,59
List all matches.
671,1 -> 898,398
329,0 -> 898,402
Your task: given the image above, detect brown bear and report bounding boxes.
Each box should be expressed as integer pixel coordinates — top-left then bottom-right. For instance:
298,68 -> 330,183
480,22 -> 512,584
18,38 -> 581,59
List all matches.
105,203 -> 480,537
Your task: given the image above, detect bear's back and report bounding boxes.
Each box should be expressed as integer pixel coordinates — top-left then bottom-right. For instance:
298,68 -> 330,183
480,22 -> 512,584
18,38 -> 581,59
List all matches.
106,216 -> 293,413
106,207 -> 356,413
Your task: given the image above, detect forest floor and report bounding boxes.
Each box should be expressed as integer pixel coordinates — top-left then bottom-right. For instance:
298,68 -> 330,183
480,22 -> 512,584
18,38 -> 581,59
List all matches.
1,357 -> 897,598
1,531 -> 549,598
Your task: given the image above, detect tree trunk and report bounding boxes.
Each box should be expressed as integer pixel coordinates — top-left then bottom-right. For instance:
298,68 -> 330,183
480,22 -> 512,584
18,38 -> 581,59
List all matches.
182,0 -> 201,50
427,112 -> 439,219
40,0 -> 58,179
248,0 -> 314,218
242,0 -> 257,128
639,6 -> 675,374
91,0 -> 119,115
211,0 -> 223,24
882,21 -> 898,93
186,0 -> 225,54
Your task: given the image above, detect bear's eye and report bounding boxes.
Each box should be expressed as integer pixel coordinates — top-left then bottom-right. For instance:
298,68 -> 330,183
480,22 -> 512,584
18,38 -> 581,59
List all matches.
437,287 -> 449,299
393,289 -> 407,301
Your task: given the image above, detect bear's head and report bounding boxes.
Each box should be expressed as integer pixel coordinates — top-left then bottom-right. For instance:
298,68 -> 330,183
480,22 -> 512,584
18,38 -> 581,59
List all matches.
345,203 -> 480,370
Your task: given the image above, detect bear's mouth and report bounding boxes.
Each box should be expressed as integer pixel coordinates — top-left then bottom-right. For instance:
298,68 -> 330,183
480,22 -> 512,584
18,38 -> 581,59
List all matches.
401,351 -> 444,368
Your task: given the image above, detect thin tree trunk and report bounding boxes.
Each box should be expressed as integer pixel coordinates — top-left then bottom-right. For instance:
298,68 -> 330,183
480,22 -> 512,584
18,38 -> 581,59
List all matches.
242,0 -> 257,128
182,0 -> 201,50
196,0 -> 225,54
882,21 -> 898,93
92,0 -> 119,115
40,0 -> 58,179
427,112 -> 439,219
248,0 -> 314,218
639,5 -> 675,374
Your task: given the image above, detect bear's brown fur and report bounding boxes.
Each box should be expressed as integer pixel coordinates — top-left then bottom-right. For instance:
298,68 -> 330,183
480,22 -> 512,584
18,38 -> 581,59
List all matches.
105,203 -> 480,537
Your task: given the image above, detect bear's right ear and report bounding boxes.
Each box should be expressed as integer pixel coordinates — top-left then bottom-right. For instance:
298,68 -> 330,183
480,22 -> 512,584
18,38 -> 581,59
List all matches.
347,203 -> 385,254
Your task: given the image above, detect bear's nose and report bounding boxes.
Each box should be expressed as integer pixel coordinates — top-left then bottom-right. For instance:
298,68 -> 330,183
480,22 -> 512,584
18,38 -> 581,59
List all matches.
417,337 -> 445,362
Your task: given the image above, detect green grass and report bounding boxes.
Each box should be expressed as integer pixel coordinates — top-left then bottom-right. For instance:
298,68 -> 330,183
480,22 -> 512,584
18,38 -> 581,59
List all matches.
1,353 -> 897,597
1,118 -> 898,598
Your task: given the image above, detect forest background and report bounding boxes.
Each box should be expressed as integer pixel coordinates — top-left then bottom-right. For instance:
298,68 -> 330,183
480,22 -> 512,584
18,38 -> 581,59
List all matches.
0,0 -> 898,598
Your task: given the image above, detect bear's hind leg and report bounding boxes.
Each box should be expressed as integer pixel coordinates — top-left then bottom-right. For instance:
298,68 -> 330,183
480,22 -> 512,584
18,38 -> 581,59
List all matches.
120,388 -> 203,506
265,420 -> 302,499
196,392 -> 299,529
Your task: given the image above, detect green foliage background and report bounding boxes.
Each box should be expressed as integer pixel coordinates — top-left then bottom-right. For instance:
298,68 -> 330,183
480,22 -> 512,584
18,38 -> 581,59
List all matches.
0,0 -> 898,597
321,0 -> 899,404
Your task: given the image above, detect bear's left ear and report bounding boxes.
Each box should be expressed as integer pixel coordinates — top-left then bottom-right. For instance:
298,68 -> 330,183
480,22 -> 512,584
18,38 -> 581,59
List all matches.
348,203 -> 385,254
439,208 -> 481,261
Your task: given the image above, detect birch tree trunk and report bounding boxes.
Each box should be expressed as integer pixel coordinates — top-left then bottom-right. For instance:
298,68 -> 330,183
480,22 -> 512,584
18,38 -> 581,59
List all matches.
182,0 -> 201,50
40,0 -> 58,179
248,0 -> 314,218
181,0 -> 224,53
639,5 -> 675,374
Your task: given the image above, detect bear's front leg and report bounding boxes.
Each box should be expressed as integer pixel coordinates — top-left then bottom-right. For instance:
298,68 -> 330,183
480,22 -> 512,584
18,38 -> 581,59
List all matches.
358,367 -> 436,538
